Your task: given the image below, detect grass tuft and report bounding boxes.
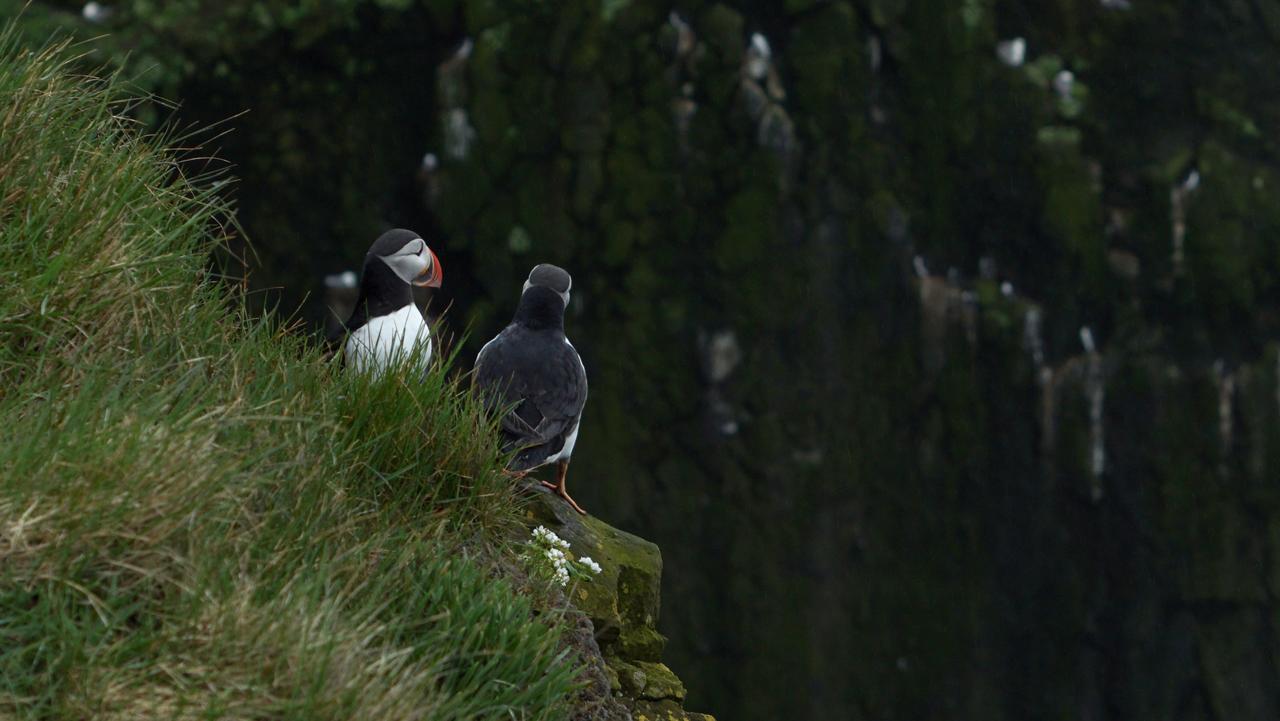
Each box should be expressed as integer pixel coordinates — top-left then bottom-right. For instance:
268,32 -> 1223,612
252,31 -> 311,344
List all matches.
0,26 -> 577,720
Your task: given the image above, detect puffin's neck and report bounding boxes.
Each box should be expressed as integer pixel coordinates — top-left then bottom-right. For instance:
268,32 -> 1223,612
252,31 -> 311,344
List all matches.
353,257 -> 413,323
513,287 -> 565,332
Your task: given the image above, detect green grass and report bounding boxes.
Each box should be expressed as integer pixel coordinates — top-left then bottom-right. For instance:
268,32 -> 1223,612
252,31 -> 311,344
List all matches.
0,28 -> 578,720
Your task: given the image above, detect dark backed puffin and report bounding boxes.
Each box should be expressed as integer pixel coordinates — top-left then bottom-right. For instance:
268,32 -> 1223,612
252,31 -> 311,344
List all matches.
474,264 -> 589,514
344,229 -> 442,375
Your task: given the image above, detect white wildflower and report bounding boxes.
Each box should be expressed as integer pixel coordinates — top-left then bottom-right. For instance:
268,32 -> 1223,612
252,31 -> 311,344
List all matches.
579,556 -> 603,575
531,525 -> 570,550
526,525 -> 584,587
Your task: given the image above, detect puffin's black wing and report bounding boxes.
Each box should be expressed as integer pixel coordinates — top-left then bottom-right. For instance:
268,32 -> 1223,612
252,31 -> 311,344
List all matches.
475,325 -> 587,467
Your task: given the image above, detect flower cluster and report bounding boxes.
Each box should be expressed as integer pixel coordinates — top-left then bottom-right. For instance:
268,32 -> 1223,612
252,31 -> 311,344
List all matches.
532,525 -> 568,549
544,545 -> 571,586
523,525 -> 604,588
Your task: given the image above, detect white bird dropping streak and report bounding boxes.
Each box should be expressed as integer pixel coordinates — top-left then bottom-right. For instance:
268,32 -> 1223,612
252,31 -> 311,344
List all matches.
1169,170 -> 1200,275
996,38 -> 1026,67
668,12 -> 694,57
1183,169 -> 1201,192
1023,308 -> 1045,368
746,33 -> 772,80
1053,70 -> 1075,99
1022,307 -> 1054,458
913,255 -> 928,278
323,271 -> 358,289
704,330 -> 742,384
1215,360 -> 1234,471
1079,326 -> 1096,354
443,109 -> 476,160
1081,328 -> 1104,500
750,32 -> 771,58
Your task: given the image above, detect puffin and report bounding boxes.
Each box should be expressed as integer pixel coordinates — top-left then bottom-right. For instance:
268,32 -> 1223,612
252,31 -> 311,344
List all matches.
474,264 -> 589,514
343,228 -> 443,375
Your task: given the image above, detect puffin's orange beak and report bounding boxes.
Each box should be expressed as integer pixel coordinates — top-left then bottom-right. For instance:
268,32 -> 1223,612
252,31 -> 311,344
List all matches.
413,248 -> 443,288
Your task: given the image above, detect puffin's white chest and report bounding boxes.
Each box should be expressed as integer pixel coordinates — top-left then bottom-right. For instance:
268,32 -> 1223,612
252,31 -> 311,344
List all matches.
344,304 -> 433,375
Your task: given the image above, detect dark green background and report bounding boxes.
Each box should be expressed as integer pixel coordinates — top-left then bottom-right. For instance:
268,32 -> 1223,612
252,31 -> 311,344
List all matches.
10,1 -> 1280,718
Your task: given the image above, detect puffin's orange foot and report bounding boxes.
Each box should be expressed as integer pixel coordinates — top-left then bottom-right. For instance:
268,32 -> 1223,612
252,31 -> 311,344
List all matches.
539,480 -> 558,490
559,489 -> 587,516
550,459 -> 586,515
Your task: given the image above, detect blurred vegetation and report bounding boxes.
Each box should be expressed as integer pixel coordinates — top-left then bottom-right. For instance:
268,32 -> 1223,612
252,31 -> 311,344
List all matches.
7,0 -> 1280,719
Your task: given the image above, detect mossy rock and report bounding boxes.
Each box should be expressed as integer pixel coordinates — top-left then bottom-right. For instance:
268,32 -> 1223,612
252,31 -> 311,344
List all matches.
522,483 -> 665,660
612,660 -> 686,701
631,699 -> 716,721
522,484 -> 715,718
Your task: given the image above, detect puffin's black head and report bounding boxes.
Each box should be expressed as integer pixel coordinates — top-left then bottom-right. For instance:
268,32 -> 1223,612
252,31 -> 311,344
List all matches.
346,229 -> 443,331
522,263 -> 572,306
514,263 -> 572,331
365,228 -> 443,289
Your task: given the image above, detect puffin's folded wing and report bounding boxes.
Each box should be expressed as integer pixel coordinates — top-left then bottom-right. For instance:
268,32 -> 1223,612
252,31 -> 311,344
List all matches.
475,330 -> 586,452
515,346 -> 585,445
473,331 -> 518,409
476,330 -> 547,443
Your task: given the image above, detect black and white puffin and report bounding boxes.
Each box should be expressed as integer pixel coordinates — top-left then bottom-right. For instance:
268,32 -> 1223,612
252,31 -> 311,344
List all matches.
474,264 -> 589,514
344,229 -> 442,375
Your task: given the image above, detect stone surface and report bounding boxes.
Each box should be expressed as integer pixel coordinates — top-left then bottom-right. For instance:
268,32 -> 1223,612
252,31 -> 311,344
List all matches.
523,484 -> 711,721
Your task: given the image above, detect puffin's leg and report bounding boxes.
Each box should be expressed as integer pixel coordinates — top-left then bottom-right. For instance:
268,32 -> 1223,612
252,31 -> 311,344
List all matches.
553,459 -> 587,515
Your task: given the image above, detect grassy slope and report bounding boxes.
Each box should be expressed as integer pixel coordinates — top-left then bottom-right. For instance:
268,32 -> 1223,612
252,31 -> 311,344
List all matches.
0,31 -> 577,720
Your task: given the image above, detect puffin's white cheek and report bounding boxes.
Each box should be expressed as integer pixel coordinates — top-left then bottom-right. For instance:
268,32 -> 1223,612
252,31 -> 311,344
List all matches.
384,254 -> 427,284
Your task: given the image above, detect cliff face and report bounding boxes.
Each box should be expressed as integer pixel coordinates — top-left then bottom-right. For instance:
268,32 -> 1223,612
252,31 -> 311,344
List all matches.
24,0 -> 1280,718
423,4 -> 1280,719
